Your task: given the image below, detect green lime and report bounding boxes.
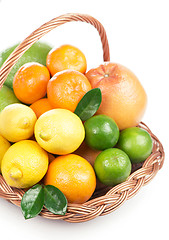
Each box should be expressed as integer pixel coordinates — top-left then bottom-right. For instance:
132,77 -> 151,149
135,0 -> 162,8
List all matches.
0,41 -> 52,89
117,127 -> 153,163
84,115 -> 119,151
0,85 -> 20,112
94,148 -> 131,186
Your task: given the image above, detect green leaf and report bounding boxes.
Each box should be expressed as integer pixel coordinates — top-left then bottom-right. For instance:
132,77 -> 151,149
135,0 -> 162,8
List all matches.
44,185 -> 67,215
21,184 -> 44,220
74,88 -> 102,121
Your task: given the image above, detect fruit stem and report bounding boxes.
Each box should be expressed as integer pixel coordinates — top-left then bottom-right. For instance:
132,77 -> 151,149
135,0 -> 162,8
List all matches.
104,74 -> 109,77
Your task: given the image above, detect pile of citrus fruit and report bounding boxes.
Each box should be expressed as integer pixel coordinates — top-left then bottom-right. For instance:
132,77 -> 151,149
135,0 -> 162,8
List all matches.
0,42 -> 153,218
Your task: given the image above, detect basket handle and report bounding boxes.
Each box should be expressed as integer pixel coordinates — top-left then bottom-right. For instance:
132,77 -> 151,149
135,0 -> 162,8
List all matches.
0,13 -> 110,88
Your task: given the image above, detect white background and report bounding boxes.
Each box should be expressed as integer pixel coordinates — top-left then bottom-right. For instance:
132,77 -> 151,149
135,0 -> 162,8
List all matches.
0,0 -> 168,239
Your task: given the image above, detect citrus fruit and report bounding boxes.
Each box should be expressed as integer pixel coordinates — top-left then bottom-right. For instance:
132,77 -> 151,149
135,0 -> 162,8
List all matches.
74,141 -> 101,167
13,62 -> 50,104
0,41 -> 52,89
0,85 -> 20,112
44,154 -> 96,203
48,153 -> 56,163
94,148 -> 131,186
1,140 -> 48,188
117,127 -> 153,163
84,115 -> 119,150
74,141 -> 106,190
46,44 -> 87,76
34,108 -> 85,155
86,62 -> 147,130
30,98 -> 54,118
0,135 -> 11,172
0,103 -> 37,142
47,69 -> 91,112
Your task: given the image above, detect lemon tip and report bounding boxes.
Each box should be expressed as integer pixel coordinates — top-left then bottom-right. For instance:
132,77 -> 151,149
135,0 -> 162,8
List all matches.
9,167 -> 22,180
39,131 -> 51,141
18,117 -> 30,129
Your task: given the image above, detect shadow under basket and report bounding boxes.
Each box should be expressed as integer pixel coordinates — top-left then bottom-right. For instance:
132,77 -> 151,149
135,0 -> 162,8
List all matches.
0,13 -> 165,223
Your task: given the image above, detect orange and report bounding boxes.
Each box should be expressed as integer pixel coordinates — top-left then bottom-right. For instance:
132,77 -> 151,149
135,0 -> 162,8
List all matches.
74,141 -> 106,190
48,153 -> 56,163
30,98 -> 53,118
46,44 -> 87,76
74,141 -> 101,167
86,62 -> 147,130
44,154 -> 96,204
47,69 -> 91,112
13,62 -> 50,104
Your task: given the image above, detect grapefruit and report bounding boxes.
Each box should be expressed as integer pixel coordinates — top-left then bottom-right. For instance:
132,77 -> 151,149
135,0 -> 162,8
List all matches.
86,62 -> 147,130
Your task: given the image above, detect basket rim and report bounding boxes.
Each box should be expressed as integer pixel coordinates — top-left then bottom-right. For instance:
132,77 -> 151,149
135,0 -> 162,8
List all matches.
0,121 -> 165,223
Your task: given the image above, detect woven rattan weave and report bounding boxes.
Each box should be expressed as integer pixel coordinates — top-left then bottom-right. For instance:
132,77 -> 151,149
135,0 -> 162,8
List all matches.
0,13 -> 165,223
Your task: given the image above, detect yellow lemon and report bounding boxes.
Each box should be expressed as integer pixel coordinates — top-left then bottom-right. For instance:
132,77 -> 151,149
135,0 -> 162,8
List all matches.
34,109 -> 85,155
1,140 -> 48,188
0,103 -> 37,142
0,135 -> 11,172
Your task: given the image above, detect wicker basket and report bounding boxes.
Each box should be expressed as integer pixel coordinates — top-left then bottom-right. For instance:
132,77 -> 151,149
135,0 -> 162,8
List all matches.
0,13 -> 165,223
